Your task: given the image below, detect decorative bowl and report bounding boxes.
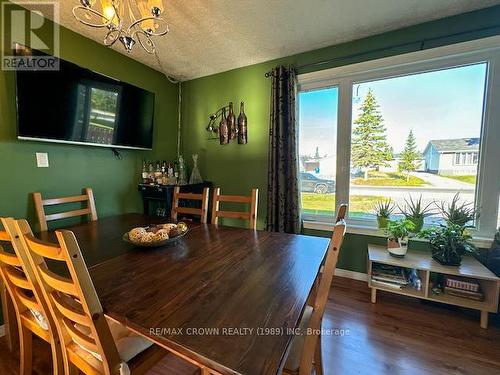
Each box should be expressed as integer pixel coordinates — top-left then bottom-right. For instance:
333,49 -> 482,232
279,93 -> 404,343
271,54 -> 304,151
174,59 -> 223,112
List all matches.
123,223 -> 188,248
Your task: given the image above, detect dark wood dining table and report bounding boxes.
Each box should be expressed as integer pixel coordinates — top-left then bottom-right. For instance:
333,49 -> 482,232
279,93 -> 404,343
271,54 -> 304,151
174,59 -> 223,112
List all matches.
11,213 -> 330,375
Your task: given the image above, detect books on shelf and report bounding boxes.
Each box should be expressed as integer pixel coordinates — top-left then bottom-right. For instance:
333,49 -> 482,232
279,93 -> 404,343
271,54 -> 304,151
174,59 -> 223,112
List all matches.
444,276 -> 480,292
371,264 -> 411,290
444,286 -> 484,301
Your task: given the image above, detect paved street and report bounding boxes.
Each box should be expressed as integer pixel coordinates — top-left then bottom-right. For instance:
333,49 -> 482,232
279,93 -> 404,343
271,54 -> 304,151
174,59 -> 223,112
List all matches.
350,172 -> 476,215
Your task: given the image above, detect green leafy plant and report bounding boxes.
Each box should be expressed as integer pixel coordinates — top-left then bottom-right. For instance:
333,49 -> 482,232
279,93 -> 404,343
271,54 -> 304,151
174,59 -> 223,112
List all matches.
385,219 -> 415,241
374,199 -> 395,217
373,199 -> 395,229
418,223 -> 477,266
398,195 -> 434,233
438,192 -> 479,227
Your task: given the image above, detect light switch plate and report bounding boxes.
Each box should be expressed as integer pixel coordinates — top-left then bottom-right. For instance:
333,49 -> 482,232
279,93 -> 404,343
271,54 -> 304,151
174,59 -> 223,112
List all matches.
36,152 -> 49,168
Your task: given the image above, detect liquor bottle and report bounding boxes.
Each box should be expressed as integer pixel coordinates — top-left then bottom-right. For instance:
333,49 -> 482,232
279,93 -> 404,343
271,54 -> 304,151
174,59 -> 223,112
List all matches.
178,155 -> 187,185
154,160 -> 162,185
148,162 -> 154,185
161,161 -> 167,185
237,102 -> 247,144
141,160 -> 148,183
227,102 -> 237,141
219,107 -> 229,145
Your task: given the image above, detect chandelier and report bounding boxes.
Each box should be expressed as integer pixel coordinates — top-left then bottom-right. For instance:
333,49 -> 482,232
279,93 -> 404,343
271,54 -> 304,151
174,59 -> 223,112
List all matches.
73,0 -> 169,54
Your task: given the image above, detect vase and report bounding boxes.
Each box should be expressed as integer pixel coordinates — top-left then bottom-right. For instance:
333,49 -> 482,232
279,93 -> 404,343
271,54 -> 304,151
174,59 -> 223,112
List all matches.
377,216 -> 389,229
408,217 -> 424,233
387,237 -> 408,257
189,154 -> 203,184
431,245 -> 462,266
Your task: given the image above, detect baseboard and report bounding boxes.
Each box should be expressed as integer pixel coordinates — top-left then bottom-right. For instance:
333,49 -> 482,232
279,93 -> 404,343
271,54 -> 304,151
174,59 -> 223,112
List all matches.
0,324 -> 5,338
335,268 -> 368,281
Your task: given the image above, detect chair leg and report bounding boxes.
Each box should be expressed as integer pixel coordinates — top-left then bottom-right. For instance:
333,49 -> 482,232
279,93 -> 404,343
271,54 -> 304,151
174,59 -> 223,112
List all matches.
50,337 -> 64,375
314,334 -> 323,375
19,325 -> 33,375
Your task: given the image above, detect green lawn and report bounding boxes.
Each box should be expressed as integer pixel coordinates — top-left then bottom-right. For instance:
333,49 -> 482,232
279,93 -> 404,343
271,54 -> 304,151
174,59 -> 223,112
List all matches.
441,174 -> 476,185
352,171 -> 426,186
301,193 -> 384,217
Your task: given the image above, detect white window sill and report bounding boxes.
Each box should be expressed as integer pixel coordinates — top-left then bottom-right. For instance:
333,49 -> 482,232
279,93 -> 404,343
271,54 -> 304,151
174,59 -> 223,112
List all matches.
303,220 -> 493,249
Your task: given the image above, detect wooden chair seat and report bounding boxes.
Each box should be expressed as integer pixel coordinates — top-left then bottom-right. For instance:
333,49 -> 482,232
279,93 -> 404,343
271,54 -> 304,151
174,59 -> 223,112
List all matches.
70,316 -> 155,375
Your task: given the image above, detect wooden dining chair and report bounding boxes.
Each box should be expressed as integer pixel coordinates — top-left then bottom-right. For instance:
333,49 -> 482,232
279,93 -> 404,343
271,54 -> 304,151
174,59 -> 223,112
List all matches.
335,203 -> 347,222
171,186 -> 210,223
13,219 -> 165,375
33,187 -> 98,231
283,218 -> 347,375
211,188 -> 259,229
0,217 -> 63,375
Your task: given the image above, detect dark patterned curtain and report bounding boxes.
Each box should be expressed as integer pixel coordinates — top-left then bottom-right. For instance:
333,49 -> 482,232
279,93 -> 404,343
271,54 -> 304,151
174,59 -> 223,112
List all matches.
266,65 -> 301,234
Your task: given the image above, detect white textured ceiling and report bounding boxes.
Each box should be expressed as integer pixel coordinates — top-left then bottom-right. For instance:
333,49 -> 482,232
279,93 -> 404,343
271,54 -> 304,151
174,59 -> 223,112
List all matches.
13,0 -> 500,80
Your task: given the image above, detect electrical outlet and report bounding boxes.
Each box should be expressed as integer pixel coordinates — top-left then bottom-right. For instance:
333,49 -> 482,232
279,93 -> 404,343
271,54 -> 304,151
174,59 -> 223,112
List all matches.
36,152 -> 49,168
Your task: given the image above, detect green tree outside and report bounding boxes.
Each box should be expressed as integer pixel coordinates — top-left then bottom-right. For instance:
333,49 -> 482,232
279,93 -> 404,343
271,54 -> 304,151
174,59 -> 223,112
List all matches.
399,130 -> 421,182
351,89 -> 392,180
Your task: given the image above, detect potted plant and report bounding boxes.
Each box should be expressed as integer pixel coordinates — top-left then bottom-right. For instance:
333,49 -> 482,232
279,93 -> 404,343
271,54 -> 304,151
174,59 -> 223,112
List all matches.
437,192 -> 479,227
399,195 -> 433,233
418,223 -> 477,266
373,199 -> 395,229
385,219 -> 415,257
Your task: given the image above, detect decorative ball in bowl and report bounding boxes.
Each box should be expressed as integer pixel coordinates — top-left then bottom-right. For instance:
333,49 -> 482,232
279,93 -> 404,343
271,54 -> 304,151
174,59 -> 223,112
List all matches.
123,222 -> 188,248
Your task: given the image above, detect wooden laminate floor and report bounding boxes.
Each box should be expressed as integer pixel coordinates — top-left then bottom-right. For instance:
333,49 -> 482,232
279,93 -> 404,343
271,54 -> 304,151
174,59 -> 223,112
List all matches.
1,276 -> 499,375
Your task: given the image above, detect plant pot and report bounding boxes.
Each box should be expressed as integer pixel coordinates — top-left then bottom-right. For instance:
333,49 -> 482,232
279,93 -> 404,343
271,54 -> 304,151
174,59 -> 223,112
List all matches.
407,216 -> 424,233
387,238 -> 408,257
430,245 -> 462,266
376,216 -> 389,229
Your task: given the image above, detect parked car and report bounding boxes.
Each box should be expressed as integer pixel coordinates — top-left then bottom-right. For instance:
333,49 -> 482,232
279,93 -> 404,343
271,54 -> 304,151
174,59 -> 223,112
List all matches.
300,172 -> 335,194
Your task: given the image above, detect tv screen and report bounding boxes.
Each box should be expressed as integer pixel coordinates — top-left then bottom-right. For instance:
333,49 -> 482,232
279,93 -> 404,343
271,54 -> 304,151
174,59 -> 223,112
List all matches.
15,46 -> 155,150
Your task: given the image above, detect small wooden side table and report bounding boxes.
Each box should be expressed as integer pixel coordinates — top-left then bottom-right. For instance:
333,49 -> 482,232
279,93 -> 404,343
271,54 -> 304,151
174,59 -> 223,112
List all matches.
367,244 -> 500,329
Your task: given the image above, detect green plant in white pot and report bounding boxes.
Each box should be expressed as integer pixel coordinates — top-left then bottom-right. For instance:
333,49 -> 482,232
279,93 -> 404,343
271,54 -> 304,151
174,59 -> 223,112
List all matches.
373,199 -> 395,229
385,219 -> 416,257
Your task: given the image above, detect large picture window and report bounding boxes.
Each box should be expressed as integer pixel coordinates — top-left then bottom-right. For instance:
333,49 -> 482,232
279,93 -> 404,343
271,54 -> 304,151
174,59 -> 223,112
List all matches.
297,37 -> 500,238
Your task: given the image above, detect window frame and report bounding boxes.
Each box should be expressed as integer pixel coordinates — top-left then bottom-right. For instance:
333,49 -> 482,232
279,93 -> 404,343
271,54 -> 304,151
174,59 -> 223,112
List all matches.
298,35 -> 500,241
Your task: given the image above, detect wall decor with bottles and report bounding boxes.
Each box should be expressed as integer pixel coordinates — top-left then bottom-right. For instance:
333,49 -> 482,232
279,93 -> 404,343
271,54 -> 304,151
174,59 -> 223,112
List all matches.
205,101 -> 248,145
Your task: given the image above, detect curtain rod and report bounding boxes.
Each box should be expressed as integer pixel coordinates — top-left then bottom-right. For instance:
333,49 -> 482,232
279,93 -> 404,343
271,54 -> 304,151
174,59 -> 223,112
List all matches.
264,24 -> 500,77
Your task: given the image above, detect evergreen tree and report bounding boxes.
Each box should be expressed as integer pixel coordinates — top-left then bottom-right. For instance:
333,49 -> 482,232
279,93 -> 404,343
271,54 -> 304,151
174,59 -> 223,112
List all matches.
399,130 -> 421,182
351,89 -> 392,180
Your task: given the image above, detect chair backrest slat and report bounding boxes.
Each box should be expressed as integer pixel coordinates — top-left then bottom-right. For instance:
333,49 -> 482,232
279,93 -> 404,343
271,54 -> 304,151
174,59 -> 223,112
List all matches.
16,219 -> 121,375
33,188 -> 98,231
171,186 -> 209,224
211,188 -> 259,229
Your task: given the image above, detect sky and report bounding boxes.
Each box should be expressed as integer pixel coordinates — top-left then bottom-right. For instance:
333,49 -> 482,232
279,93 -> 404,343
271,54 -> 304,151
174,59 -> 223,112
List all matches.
298,63 -> 487,157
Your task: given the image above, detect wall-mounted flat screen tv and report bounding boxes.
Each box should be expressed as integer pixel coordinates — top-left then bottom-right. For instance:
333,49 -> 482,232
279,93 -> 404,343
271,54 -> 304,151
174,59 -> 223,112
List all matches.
15,45 -> 155,150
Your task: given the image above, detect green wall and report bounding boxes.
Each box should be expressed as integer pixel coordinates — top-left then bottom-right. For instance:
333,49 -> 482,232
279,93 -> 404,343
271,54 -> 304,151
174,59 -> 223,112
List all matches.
0,1 -> 179,224
0,1 -> 179,323
181,6 -> 500,273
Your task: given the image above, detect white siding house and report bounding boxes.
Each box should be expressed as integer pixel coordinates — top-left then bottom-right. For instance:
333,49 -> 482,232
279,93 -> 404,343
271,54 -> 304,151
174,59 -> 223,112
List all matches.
423,138 -> 479,175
